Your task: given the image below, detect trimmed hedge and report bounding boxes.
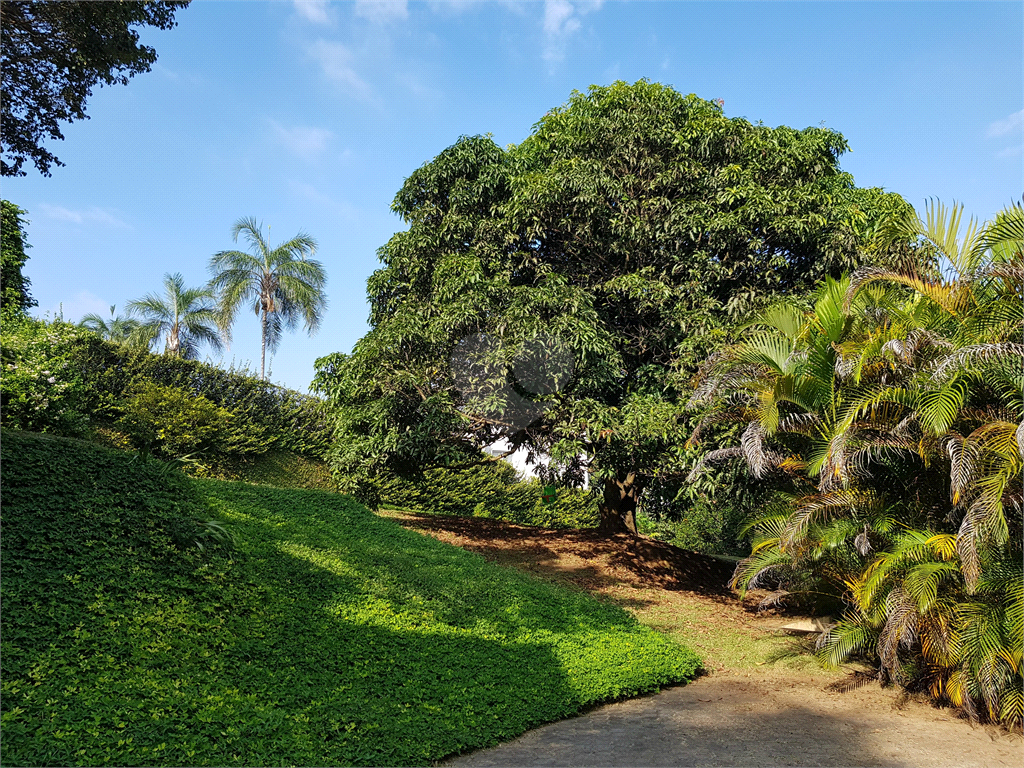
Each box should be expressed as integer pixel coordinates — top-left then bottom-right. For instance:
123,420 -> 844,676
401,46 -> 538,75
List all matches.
1,430 -> 700,767
1,319 -> 333,473
225,449 -> 337,492
376,461 -> 600,529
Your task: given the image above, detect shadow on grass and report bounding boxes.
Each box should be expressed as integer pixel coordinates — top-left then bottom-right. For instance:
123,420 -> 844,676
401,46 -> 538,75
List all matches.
3,437 -> 695,767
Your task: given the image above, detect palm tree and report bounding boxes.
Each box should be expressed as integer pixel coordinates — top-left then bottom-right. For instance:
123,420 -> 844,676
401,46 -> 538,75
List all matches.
79,304 -> 150,348
687,202 -> 1023,727
127,273 -> 223,359
209,217 -> 327,380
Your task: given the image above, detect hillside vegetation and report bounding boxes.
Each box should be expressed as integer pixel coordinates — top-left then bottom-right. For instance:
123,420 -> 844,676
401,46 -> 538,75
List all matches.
0,430 -> 700,767
0,319 -> 332,481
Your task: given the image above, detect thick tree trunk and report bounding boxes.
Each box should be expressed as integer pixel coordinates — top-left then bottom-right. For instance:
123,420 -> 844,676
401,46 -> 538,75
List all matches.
598,472 -> 639,536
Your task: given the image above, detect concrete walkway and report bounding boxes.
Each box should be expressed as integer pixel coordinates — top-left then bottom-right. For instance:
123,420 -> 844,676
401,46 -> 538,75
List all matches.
445,673 -> 1022,768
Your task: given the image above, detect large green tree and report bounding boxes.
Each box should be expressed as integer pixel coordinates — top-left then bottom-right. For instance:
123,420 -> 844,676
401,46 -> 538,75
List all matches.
209,217 -> 327,381
127,272 -> 221,360
1,0 -> 190,176
313,80 -> 910,533
1,200 -> 36,319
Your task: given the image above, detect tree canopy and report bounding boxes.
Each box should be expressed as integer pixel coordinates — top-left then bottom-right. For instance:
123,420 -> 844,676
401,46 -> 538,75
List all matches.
313,80 -> 912,533
1,200 -> 36,319
1,0 -> 190,177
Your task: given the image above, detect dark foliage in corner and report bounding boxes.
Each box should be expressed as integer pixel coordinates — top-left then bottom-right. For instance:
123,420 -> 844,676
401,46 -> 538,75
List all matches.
1,1 -> 191,176
1,200 -> 36,319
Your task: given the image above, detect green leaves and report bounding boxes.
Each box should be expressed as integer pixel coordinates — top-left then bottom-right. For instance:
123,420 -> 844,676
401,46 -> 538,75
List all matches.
1,431 -> 700,766
317,81 -> 903,503
693,200 -> 1023,727
209,218 -> 326,381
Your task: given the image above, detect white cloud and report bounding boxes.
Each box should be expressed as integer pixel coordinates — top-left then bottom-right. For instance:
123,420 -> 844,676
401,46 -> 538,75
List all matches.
427,0 -> 487,12
287,180 -> 358,220
542,0 -> 601,64
39,204 -> 129,229
289,180 -> 336,207
270,121 -> 334,159
153,62 -> 179,80
997,144 -> 1022,158
986,109 -> 1023,138
306,39 -> 372,96
293,0 -> 332,24
354,0 -> 408,23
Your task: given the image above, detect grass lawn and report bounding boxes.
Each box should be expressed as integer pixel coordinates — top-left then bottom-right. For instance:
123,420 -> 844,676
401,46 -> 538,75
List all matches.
0,430 -> 700,766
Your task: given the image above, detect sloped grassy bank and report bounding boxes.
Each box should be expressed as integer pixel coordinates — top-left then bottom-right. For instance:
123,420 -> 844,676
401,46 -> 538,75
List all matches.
0,431 -> 700,767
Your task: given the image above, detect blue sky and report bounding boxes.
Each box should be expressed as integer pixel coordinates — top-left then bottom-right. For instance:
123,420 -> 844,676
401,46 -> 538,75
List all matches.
5,0 -> 1021,393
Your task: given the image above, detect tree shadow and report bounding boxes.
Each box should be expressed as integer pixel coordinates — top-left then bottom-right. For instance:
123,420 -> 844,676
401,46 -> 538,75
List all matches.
391,511 -> 736,600
443,677 -> 1009,767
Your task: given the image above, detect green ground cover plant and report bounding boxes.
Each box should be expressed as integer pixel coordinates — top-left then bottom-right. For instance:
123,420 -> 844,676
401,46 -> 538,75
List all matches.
1,430 -> 700,767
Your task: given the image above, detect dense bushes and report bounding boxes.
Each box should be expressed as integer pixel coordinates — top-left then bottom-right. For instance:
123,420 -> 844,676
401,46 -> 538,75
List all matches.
687,204 -> 1024,727
1,430 -> 700,766
637,466 -> 766,556
0,319 -> 92,435
374,460 -> 600,529
0,319 -> 333,471
117,382 -> 234,458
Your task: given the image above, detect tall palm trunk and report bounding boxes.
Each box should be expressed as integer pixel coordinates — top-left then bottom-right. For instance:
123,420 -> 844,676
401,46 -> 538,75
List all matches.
166,327 -> 180,356
260,309 -> 267,380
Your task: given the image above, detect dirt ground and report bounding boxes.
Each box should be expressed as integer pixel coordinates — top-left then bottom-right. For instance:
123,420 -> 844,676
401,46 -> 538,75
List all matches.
380,511 -> 1023,768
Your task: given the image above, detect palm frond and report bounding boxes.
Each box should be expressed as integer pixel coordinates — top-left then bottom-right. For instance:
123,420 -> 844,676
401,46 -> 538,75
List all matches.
730,546 -> 792,594
778,411 -> 822,435
981,202 -> 1024,263
782,490 -> 880,550
741,421 -> 782,478
816,612 -> 879,670
931,342 -> 1024,380
878,587 -> 920,679
943,433 -> 977,507
742,301 -> 806,341
686,446 -> 743,481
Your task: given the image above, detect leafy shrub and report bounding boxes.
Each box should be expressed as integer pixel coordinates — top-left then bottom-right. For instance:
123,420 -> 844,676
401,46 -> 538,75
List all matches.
0,320 -> 333,467
0,318 -> 90,436
638,498 -> 750,557
376,460 -> 599,529
637,465 -> 765,556
69,337 -> 332,457
1,430 -> 700,767
117,382 -> 234,463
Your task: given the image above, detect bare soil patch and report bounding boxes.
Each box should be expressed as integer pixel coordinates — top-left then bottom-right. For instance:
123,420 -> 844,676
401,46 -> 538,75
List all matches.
381,510 -> 1022,767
